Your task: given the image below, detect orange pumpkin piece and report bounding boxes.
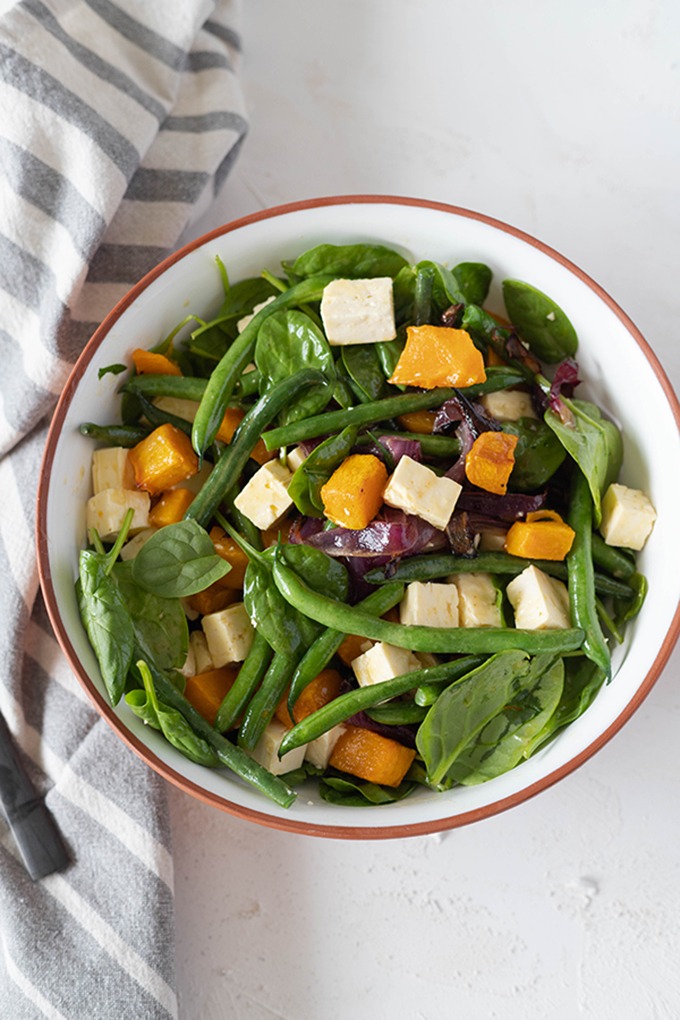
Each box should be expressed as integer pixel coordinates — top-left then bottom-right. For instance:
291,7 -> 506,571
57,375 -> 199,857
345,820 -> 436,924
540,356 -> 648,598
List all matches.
128,423 -> 199,495
184,667 -> 238,726
320,454 -> 388,530
396,410 -> 437,434
185,581 -> 239,616
131,349 -> 182,376
275,668 -> 343,728
216,406 -> 273,464
465,431 -> 519,495
329,725 -> 416,788
209,526 -> 249,589
261,518 -> 292,547
389,325 -> 486,389
148,487 -> 194,527
505,510 -> 576,561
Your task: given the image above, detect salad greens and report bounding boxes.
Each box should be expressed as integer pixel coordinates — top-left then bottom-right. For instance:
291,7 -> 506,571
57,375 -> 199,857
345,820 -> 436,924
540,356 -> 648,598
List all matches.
77,240 -> 653,810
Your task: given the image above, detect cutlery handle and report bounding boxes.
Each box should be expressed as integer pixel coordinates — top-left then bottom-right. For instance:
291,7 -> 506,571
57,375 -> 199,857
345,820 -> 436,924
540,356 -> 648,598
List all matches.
0,711 -> 70,880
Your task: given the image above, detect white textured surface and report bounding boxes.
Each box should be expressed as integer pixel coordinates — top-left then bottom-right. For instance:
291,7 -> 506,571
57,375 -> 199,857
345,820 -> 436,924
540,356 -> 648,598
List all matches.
171,2 -> 680,1017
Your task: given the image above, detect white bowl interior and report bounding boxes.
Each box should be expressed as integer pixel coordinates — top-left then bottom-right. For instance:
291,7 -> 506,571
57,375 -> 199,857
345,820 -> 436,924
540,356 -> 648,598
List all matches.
40,198 -> 680,835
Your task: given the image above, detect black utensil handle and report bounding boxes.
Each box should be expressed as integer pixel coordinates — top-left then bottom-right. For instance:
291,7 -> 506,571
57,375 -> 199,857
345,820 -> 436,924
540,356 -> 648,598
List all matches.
0,711 -> 70,880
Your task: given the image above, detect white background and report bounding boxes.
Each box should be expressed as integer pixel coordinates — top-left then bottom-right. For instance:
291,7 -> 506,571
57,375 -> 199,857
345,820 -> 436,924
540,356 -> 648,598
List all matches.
171,2 -> 680,1018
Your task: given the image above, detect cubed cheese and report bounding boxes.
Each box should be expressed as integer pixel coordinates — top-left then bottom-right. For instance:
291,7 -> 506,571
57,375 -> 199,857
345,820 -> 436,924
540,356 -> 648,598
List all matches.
352,641 -> 422,688
248,719 -> 307,775
92,447 -> 135,493
449,572 -> 502,627
320,277 -> 396,345
286,446 -> 307,473
119,526 -> 158,561
506,565 -> 571,630
305,724 -> 347,769
599,483 -> 656,551
478,527 -> 508,552
153,396 -> 200,423
202,603 -> 254,666
189,630 -> 214,674
399,581 -> 459,628
480,389 -> 537,422
180,643 -> 196,678
237,297 -> 276,333
86,488 -> 150,542
233,460 -> 293,530
383,455 -> 461,530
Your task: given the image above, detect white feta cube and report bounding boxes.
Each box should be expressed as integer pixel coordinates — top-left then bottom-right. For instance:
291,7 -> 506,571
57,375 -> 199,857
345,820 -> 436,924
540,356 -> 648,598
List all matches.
305,724 -> 347,769
248,719 -> 307,775
233,460 -> 293,530
506,565 -> 571,630
320,277 -> 396,345
202,603 -> 254,666
119,526 -> 158,561
449,572 -> 502,628
92,447 -> 135,494
86,488 -> 150,542
478,527 -> 508,552
286,446 -> 307,473
153,396 -> 200,423
383,455 -> 461,530
237,296 -> 276,333
480,389 -> 537,422
352,641 -> 422,688
399,581 -> 459,628
599,483 -> 656,551
189,630 -> 214,674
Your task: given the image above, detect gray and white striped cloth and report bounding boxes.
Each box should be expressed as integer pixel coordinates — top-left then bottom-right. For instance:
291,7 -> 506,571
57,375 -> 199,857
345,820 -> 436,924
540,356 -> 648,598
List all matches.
0,2 -> 248,1016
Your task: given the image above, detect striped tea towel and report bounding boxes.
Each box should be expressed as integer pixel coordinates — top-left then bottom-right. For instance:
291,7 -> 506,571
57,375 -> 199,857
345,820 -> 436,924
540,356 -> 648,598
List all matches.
0,2 -> 248,1016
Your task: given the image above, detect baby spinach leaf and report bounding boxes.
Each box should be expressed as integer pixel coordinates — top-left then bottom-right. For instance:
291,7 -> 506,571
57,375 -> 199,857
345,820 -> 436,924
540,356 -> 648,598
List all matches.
341,345 -> 392,403
255,310 -> 335,425
243,555 -> 320,656
77,550 -> 135,706
113,562 -> 189,673
276,543 -> 349,603
97,362 -> 127,380
415,260 -> 465,317
544,398 -> 622,524
288,425 -> 358,517
502,279 -> 578,363
522,656 -> 606,757
288,243 -> 409,280
503,417 -> 567,491
131,519 -> 231,598
416,649 -> 531,787
447,656 -> 565,785
319,774 -> 416,806
452,262 -> 493,306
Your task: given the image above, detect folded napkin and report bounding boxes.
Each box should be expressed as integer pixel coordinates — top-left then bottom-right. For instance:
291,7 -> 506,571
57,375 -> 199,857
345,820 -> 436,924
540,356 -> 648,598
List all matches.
0,2 -> 247,1016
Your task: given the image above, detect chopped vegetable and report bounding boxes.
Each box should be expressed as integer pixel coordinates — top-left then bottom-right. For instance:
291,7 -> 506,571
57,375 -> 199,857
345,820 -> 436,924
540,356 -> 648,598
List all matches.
329,724 -> 416,787
505,510 -> 576,561
131,348 -> 182,376
128,423 -> 199,495
389,325 -> 486,389
184,667 -> 239,726
149,488 -> 195,528
321,454 -> 388,530
465,431 -> 519,495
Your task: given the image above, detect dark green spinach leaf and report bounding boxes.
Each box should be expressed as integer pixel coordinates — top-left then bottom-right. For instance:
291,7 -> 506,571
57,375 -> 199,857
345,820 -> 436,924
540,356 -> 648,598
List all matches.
503,417 -> 567,491
113,562 -> 189,673
255,310 -> 335,425
288,243 -> 409,280
502,279 -> 578,363
78,550 -> 135,707
452,262 -> 493,306
131,519 -> 231,598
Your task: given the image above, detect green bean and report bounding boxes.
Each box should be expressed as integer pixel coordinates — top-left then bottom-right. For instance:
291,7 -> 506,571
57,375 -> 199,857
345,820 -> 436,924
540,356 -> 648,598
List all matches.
214,630 -> 273,733
123,374 -> 208,401
134,392 -> 193,436
79,422 -> 150,447
192,275 -> 334,457
237,652 -> 298,752
414,655 -> 487,704
185,368 -> 325,529
567,469 -> 611,678
234,367 -> 261,398
591,532 -> 636,580
365,702 -> 428,725
414,264 -> 435,325
150,668 -> 296,808
272,554 -> 585,655
279,657 -> 488,757
263,387 -> 458,450
287,581 -> 405,710
364,551 -> 635,599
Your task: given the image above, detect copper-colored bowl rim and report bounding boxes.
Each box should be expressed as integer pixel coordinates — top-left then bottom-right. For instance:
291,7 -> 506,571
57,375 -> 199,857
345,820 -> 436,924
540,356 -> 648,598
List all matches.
36,194 -> 680,840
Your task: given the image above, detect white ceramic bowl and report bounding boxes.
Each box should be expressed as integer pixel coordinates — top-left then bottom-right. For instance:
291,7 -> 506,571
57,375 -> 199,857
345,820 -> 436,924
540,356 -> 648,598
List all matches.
37,196 -> 680,838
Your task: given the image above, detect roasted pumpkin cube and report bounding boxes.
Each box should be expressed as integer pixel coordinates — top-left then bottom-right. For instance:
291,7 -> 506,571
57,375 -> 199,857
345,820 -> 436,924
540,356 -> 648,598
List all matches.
465,431 -> 519,495
395,410 -> 437,434
209,526 -> 249,589
128,423 -> 199,495
505,510 -> 575,561
275,668 -> 343,728
185,581 -> 239,617
149,487 -> 194,527
184,667 -> 238,726
216,406 -> 273,464
131,348 -> 182,375
329,725 -> 416,787
321,454 -> 388,530
389,325 -> 486,389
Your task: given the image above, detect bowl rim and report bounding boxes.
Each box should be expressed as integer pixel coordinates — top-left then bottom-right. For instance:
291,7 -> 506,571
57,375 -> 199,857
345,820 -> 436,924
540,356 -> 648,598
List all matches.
36,193 -> 680,839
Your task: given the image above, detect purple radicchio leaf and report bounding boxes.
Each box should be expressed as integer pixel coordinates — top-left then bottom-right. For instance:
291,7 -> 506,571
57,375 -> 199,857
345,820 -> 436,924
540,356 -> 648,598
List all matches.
289,507 -> 445,560
359,434 -> 422,468
346,711 -> 417,749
